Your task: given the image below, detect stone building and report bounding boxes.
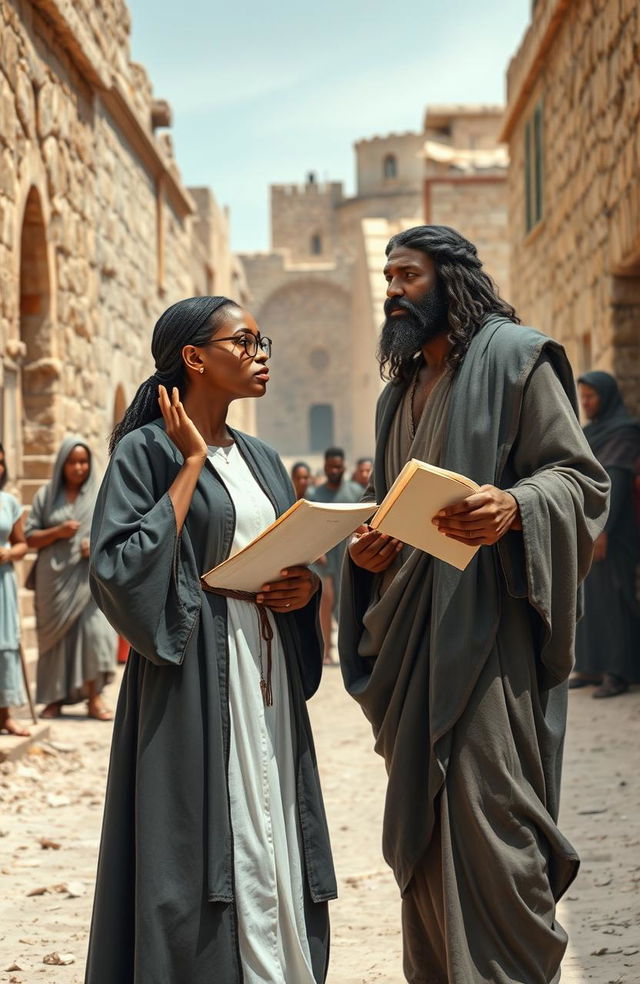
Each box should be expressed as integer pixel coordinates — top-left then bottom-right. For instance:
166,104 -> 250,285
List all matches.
0,0 -> 251,512
242,107 -> 509,464
423,105 -> 510,301
502,0 -> 640,411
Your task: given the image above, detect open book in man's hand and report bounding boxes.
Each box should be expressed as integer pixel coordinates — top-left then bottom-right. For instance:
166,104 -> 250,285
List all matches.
370,458 -> 481,570
201,499 -> 376,593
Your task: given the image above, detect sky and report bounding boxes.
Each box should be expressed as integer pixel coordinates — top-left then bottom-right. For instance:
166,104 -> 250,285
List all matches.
126,0 -> 532,252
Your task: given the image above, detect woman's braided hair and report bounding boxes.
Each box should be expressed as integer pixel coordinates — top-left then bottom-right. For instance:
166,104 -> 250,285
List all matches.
109,295 -> 237,453
383,225 -> 519,382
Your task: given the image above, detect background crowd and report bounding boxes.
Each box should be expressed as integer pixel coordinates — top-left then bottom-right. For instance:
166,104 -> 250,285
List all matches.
1,371 -> 639,737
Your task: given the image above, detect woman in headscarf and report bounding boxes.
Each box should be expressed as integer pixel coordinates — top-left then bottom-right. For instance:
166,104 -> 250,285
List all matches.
572,371 -> 640,696
25,437 -> 116,719
85,296 -> 335,984
0,444 -> 29,736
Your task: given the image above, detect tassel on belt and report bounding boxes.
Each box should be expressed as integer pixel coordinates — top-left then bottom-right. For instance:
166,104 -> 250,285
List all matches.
201,583 -> 274,706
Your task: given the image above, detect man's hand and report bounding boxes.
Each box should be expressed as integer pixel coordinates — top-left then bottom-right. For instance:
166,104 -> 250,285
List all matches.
257,566 -> 320,613
593,531 -> 607,562
433,486 -> 520,546
0,546 -> 12,565
348,525 -> 403,573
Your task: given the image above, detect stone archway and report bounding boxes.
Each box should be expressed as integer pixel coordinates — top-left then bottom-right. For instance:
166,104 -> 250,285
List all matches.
256,279 -> 352,457
17,186 -> 58,502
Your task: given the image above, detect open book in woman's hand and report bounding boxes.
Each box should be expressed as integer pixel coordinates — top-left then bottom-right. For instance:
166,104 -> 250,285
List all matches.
202,500 -> 376,593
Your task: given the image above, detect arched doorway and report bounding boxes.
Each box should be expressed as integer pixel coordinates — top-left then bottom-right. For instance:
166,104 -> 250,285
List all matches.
18,187 -> 56,501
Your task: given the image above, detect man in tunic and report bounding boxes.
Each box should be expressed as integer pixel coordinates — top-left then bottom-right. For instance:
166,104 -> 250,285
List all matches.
338,225 -> 610,984
308,448 -> 362,662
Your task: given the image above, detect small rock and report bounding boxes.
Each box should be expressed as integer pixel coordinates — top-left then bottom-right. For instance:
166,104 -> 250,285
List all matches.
65,881 -> 85,898
45,792 -> 72,808
43,951 -> 75,965
4,964 -> 23,973
38,837 -> 61,850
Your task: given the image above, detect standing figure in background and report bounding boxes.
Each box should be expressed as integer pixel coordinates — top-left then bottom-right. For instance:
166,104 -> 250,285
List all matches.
25,437 -> 116,720
572,371 -> 640,697
351,457 -> 373,490
0,444 -> 29,736
307,448 -> 362,664
291,460 -> 314,500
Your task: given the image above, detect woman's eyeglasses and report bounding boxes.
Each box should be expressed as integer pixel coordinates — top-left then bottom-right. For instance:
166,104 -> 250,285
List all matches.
206,333 -> 272,359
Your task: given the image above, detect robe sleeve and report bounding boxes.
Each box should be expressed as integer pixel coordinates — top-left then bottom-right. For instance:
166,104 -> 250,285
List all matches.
24,486 -> 46,536
498,357 -> 610,685
89,431 -> 201,667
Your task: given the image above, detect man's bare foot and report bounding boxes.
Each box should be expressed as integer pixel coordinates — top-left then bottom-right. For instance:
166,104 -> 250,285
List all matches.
87,697 -> 113,721
40,701 -> 63,719
0,715 -> 31,737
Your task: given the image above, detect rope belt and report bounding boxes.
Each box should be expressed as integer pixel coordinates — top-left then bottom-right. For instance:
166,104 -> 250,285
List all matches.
201,583 -> 274,706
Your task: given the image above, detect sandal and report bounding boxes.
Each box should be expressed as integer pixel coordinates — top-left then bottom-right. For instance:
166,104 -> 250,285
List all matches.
592,674 -> 628,699
87,700 -> 114,721
40,701 -> 63,719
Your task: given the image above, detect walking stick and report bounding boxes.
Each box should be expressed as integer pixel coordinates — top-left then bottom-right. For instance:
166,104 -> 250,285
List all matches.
18,640 -> 38,725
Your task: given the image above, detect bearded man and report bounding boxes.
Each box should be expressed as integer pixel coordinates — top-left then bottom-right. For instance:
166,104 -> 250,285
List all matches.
338,225 -> 609,984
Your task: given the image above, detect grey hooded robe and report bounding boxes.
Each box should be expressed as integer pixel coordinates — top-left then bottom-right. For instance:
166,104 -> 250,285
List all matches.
339,318 -> 610,983
85,422 -> 336,984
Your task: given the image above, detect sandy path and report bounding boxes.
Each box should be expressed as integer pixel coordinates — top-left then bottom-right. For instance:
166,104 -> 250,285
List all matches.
0,667 -> 638,983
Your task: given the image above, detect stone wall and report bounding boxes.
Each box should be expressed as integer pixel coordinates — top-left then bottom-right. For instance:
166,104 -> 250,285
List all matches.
427,177 -> 511,301
503,0 -> 640,411
0,0 -> 250,504
354,131 -> 424,197
271,178 -> 344,263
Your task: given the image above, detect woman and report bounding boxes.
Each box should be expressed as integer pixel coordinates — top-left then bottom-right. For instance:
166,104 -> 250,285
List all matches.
25,437 -> 116,719
0,444 -> 29,736
572,371 -> 640,696
85,296 -> 335,984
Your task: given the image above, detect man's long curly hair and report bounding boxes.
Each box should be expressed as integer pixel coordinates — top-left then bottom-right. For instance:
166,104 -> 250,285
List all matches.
380,225 -> 519,383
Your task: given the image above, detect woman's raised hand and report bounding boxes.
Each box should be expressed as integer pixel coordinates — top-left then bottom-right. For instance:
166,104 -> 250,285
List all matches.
158,386 -> 207,463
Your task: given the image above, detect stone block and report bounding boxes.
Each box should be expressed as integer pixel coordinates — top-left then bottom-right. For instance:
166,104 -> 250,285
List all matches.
15,65 -> 35,138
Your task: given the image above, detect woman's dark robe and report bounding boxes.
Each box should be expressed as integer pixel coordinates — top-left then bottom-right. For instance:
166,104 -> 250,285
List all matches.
575,371 -> 640,681
85,421 -> 336,984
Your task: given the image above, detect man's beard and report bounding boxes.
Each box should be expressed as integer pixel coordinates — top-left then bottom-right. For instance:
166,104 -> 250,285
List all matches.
379,283 -> 449,368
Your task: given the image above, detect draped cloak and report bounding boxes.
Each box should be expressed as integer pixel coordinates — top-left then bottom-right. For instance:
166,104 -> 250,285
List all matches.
85,422 -> 336,984
574,371 -> 640,681
25,436 -> 115,704
339,318 -> 610,982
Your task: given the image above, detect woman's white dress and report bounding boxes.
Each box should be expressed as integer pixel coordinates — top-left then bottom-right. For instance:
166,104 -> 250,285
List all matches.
208,444 -> 316,984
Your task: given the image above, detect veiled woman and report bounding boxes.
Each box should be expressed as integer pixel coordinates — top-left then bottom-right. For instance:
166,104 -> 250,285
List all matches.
572,371 -> 640,696
85,296 -> 335,984
25,437 -> 116,719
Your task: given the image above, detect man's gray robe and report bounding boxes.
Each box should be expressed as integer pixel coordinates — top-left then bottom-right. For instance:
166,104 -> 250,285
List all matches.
85,422 -> 336,984
339,318 -> 610,983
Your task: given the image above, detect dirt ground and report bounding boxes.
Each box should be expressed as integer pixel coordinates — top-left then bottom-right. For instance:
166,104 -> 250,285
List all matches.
0,667 -> 638,983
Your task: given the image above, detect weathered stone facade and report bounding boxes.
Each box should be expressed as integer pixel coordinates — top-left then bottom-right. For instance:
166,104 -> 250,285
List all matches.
423,106 -> 510,300
242,111 -> 509,464
0,0 -> 251,507
503,0 -> 640,411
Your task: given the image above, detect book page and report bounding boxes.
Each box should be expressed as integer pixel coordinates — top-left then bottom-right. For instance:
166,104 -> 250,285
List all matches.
202,500 -> 376,593
371,459 -> 480,570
